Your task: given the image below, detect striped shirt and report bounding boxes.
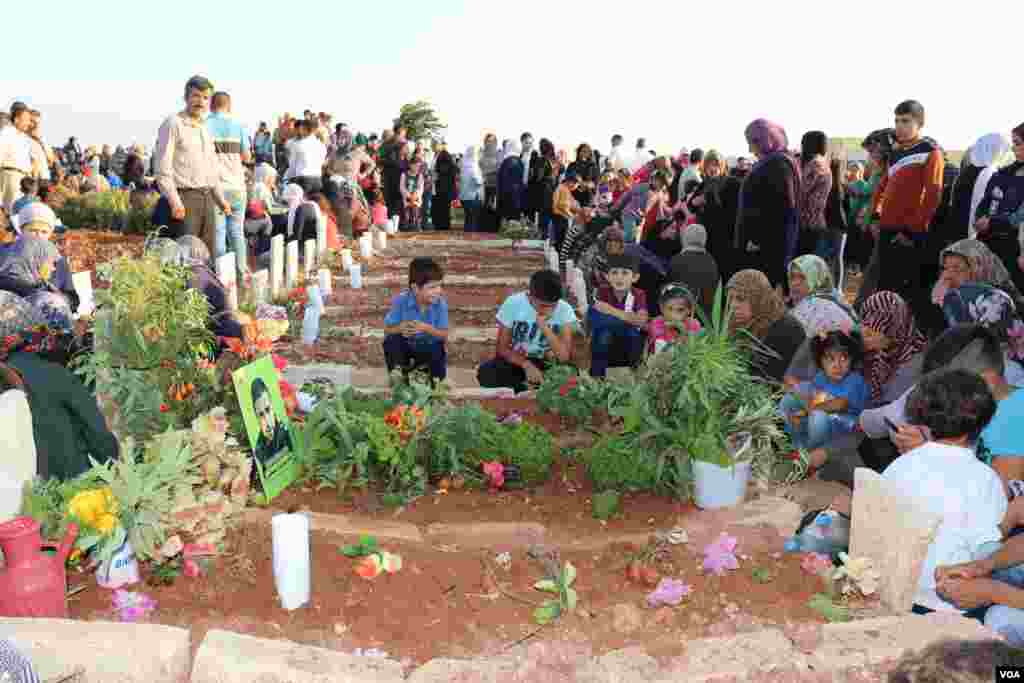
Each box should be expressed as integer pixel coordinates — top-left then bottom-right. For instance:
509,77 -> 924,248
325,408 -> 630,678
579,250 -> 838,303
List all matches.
206,112 -> 250,191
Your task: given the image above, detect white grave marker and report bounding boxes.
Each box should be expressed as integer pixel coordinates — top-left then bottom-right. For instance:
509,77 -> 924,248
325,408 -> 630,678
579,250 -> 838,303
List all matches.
286,241 -> 299,289
359,235 -> 373,259
215,252 -> 238,311
71,271 -> 94,317
374,231 -> 387,251
317,269 -> 332,296
270,235 -> 285,299
303,239 -> 316,278
350,263 -> 363,289
340,249 -> 353,272
316,210 -> 327,258
252,269 -> 269,306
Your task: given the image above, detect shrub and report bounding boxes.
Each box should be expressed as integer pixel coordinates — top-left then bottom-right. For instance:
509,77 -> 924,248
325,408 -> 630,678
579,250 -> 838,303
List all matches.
585,434 -> 662,493
58,190 -> 157,234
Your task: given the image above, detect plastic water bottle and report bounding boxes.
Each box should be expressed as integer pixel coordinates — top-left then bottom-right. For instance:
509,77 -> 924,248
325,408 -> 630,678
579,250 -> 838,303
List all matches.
783,510 -> 850,555
301,285 -> 323,345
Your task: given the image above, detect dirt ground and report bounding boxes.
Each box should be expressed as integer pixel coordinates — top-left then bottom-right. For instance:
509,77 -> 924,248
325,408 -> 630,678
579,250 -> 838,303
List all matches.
67,522 -> 827,665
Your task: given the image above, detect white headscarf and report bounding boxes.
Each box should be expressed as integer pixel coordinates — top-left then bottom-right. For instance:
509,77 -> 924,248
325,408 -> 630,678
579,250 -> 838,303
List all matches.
968,133 -> 1014,237
462,146 -> 483,185
283,184 -> 305,237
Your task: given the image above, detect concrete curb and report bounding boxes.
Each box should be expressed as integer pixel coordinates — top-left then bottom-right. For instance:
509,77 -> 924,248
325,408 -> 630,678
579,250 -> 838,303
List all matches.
0,618 -> 191,683
322,324 -> 496,342
333,273 -> 530,287
243,508 -> 424,543
190,629 -> 406,682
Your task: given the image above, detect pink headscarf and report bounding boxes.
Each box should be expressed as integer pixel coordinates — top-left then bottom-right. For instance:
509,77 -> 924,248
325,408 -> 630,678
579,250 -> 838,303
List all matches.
744,119 -> 790,156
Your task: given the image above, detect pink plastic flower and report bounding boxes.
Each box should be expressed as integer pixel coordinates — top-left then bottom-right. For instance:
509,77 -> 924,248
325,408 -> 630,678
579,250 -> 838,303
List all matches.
702,533 -> 739,576
272,354 -> 288,372
646,578 -> 692,607
800,552 -> 834,577
482,461 -> 505,490
112,590 -> 157,622
183,559 -> 201,578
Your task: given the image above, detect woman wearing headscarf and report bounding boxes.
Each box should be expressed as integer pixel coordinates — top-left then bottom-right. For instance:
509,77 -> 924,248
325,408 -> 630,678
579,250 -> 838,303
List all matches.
252,163 -> 280,209
459,146 -> 484,232
668,224 -> 720,321
496,141 -> 525,224
149,236 -> 245,342
326,155 -> 370,240
947,134 -> 1014,242
0,236 -> 74,332
478,134 -> 501,232
726,269 -> 807,382
974,122 -> 1024,293
688,150 -> 742,280
566,144 -> 600,207
735,119 -> 802,289
577,225 -> 626,304
628,214 -> 683,317
797,131 -> 832,258
0,291 -> 118,480
787,254 -> 857,336
932,239 -> 1024,375
431,144 -> 457,230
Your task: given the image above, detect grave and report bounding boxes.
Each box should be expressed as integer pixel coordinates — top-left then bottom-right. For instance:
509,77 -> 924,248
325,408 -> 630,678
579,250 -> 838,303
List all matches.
270,235 -> 284,299
286,241 -> 299,290
215,252 -> 238,311
303,239 -> 316,278
252,269 -> 269,306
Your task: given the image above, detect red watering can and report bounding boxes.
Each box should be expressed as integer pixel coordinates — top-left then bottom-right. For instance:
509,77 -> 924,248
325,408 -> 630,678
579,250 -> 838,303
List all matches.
0,516 -> 79,618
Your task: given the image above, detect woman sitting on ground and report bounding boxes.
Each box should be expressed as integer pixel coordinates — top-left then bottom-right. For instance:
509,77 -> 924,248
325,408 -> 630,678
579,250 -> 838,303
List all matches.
0,234 -> 75,332
787,254 -> 857,337
726,269 -> 807,382
0,292 -> 118,480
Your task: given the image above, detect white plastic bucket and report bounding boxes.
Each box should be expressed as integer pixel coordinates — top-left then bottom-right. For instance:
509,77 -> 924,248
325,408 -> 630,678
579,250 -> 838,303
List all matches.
692,460 -> 752,510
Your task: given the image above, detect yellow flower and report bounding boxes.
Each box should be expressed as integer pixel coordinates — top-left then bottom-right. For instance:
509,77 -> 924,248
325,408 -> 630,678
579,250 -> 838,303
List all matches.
95,513 -> 119,535
67,487 -> 118,528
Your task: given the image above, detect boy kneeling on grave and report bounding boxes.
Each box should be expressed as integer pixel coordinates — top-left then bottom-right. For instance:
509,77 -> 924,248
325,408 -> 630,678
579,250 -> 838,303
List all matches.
478,269 -> 578,393
588,253 -> 648,378
383,257 -> 449,382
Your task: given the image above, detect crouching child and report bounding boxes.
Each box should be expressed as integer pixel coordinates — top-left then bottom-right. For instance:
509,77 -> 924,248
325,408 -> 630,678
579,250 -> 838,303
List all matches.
383,257 -> 448,381
477,269 -> 577,393
589,254 -> 648,377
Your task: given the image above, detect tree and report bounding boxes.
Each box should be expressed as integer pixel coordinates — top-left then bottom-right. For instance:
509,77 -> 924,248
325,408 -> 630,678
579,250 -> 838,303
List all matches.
393,101 -> 447,143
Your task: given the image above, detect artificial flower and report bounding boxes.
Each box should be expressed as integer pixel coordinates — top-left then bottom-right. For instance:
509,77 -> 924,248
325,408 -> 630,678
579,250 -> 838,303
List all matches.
558,376 -> 579,397
112,590 -> 157,622
833,553 -> 880,596
183,559 -> 202,578
482,461 -> 505,490
646,578 -> 692,607
800,552 -> 834,577
95,513 -> 119,535
159,404 -> 169,413
702,533 -> 739,576
272,354 -> 288,372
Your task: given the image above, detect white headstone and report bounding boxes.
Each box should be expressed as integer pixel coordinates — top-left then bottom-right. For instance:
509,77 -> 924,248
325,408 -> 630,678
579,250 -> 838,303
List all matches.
374,231 -> 387,251
252,269 -> 270,306
286,241 -> 299,290
270,235 -> 285,299
303,239 -> 316,278
350,263 -> 363,289
359,235 -> 373,259
572,267 -> 588,307
316,210 -> 327,258
71,271 -> 94,317
0,391 -> 37,522
216,252 -> 238,311
317,269 -> 332,297
340,249 -> 353,272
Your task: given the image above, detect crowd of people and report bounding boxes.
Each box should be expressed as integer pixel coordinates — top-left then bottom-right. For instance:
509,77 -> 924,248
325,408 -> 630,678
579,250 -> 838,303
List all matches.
2,73 -> 1024,656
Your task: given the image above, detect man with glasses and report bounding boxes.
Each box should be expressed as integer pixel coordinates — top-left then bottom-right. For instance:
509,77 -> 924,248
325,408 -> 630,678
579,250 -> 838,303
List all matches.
153,75 -> 231,253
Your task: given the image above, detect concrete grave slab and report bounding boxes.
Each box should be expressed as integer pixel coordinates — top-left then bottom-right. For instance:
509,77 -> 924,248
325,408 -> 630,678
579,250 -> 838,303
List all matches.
244,508 -> 423,543
322,325 -> 495,342
191,629 -> 405,683
270,235 -> 284,298
0,618 -> 190,683
850,468 -> 941,613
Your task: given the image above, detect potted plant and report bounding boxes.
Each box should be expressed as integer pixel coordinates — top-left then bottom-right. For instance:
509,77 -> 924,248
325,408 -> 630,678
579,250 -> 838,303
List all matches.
611,288 -> 785,507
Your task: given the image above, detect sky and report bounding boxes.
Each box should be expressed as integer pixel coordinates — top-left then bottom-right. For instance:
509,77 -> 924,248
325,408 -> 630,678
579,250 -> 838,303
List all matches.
5,0 -> 1020,159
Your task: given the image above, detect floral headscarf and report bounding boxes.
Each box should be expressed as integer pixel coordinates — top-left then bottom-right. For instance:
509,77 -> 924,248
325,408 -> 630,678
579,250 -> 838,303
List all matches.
726,269 -> 786,340
660,282 -> 697,308
789,254 -> 834,297
858,291 -> 928,401
0,236 -> 59,286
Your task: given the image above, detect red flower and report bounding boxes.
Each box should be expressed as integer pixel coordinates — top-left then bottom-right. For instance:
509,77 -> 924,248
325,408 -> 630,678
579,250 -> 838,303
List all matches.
159,404 -> 170,413
272,354 -> 288,372
558,376 -> 578,397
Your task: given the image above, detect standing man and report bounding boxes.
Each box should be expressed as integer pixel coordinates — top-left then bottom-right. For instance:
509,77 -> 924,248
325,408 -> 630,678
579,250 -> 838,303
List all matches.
153,75 -> 230,250
380,125 -> 406,219
0,102 -> 33,212
520,132 -> 535,225
858,99 -> 944,321
284,119 -> 326,194
63,137 -> 83,175
27,110 -> 53,182
207,91 -> 251,280
253,122 -> 273,165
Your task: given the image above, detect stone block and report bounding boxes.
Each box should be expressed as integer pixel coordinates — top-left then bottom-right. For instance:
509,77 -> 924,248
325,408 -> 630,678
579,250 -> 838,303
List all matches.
0,618 -> 190,683
678,628 -> 797,680
850,468 -> 941,613
191,629 -> 405,683
423,521 -> 546,550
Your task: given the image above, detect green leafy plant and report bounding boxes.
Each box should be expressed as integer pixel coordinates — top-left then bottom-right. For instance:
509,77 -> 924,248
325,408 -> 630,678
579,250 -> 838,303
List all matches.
536,365 -> 609,424
58,190 -> 157,233
751,567 -> 774,583
585,433 -> 662,493
339,534 -> 380,558
591,491 -> 620,520
533,561 -> 578,625
807,593 -> 850,623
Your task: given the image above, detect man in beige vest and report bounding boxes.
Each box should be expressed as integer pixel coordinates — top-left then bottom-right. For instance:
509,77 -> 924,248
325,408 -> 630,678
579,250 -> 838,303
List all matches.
0,102 -> 33,211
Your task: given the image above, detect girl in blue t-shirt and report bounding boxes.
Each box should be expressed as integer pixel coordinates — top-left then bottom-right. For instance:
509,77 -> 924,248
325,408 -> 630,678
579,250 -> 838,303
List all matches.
780,329 -> 869,450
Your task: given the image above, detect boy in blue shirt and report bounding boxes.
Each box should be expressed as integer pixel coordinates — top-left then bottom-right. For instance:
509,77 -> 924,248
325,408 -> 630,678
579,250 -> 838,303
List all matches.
589,253 -> 648,377
383,257 -> 449,381
477,269 -> 577,393
780,330 -> 869,451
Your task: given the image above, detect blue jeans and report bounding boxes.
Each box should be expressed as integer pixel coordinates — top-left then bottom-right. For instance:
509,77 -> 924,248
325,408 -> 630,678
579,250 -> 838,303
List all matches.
589,308 -> 646,378
383,334 -> 447,380
461,198 -> 481,232
622,214 -> 639,244
215,189 -> 248,278
779,393 -> 857,450
422,192 -> 433,227
539,211 -> 553,240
